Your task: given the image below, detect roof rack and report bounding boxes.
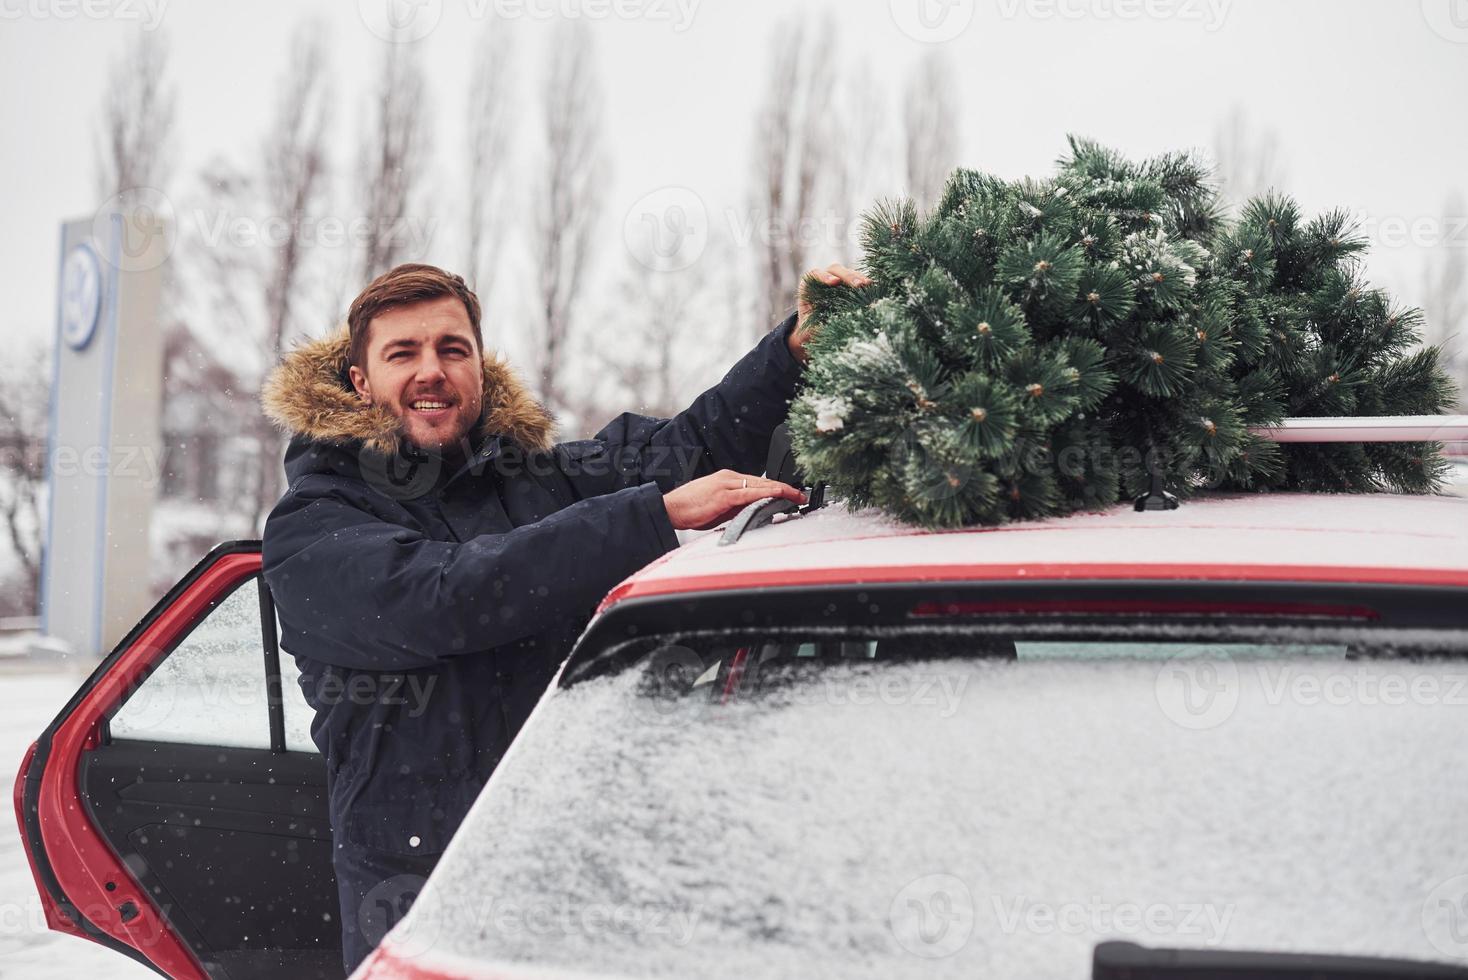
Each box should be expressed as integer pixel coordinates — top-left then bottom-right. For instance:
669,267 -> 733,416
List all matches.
1134,415 -> 1468,510
724,417 -> 1468,541
721,424 -> 827,545
1249,415 -> 1468,443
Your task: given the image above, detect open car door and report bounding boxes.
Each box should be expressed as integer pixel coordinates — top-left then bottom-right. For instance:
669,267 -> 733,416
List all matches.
13,542 -> 341,979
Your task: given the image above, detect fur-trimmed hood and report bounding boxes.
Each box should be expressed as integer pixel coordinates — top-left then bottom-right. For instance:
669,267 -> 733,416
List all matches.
261,326 -> 555,457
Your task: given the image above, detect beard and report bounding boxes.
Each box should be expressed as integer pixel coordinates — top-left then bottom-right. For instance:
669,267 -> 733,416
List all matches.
396,398 -> 482,457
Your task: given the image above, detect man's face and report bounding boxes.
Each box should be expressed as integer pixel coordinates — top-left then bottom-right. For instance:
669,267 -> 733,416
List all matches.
348,295 -> 485,452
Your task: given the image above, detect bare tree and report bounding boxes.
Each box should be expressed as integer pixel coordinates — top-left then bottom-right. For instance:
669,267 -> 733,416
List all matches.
751,13 -> 847,336
245,26 -> 334,531
586,237 -> 742,430
95,30 -> 175,199
902,50 -> 960,210
594,263 -> 693,421
93,32 -> 180,589
531,21 -> 604,419
0,345 -> 50,615
1421,191 -> 1468,411
466,25 -> 516,298
161,24 -> 333,543
837,62 -> 893,222
359,41 -> 432,281
1212,104 -> 1288,210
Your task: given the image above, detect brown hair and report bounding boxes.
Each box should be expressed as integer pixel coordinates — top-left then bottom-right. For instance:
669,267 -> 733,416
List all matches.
347,263 -> 484,370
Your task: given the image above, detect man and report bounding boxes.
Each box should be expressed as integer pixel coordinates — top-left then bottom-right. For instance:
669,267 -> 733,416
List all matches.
260,261 -> 868,973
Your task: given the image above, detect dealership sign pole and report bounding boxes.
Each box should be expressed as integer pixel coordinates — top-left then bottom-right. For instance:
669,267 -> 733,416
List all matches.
41,200 -> 167,659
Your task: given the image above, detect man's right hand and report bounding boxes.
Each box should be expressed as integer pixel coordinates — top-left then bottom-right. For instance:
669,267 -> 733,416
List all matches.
662,470 -> 807,531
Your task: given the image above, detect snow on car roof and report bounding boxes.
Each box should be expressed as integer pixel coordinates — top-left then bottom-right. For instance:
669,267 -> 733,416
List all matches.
605,493 -> 1468,607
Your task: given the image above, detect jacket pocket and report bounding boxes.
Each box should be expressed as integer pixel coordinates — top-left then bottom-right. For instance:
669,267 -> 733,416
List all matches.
340,778 -> 484,857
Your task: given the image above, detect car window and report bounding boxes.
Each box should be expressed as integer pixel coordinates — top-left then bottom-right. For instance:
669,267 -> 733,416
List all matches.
273,609 -> 319,754
110,578 -> 273,749
638,635 -> 1354,709
408,621 -> 1468,980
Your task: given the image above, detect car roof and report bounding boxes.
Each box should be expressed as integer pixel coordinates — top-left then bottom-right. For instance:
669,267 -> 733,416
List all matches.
601,492 -> 1468,609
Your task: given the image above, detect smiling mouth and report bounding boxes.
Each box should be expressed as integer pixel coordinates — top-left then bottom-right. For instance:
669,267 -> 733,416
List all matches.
408,399 -> 455,420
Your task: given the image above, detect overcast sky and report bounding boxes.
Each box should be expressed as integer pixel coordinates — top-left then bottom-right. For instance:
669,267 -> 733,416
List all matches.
2,0 -> 1465,367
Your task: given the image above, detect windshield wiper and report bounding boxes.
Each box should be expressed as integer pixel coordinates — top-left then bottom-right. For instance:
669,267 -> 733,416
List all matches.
1094,940 -> 1468,979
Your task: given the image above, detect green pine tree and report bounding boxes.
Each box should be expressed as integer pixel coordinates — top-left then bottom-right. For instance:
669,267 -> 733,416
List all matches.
788,137 -> 1456,529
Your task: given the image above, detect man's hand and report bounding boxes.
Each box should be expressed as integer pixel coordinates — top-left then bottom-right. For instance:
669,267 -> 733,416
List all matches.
790,262 -> 873,365
663,470 -> 808,531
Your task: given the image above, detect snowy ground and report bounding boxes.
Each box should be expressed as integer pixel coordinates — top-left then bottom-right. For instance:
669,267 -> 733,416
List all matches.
0,668 -> 155,979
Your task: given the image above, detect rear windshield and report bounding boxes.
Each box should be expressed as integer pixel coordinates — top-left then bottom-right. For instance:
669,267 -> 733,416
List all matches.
406,623 -> 1468,979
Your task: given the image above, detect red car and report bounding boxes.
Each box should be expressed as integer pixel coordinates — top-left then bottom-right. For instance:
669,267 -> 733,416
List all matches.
15,461 -> 1468,978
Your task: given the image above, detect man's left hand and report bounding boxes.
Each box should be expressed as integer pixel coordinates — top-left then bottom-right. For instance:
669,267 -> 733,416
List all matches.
790,262 -> 872,365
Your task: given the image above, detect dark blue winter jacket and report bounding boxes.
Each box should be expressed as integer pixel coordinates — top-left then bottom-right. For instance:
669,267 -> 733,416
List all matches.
260,315 -> 802,857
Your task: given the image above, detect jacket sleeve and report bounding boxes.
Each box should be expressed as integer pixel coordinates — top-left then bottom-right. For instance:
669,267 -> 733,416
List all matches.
261,479 -> 678,672
553,312 -> 804,497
